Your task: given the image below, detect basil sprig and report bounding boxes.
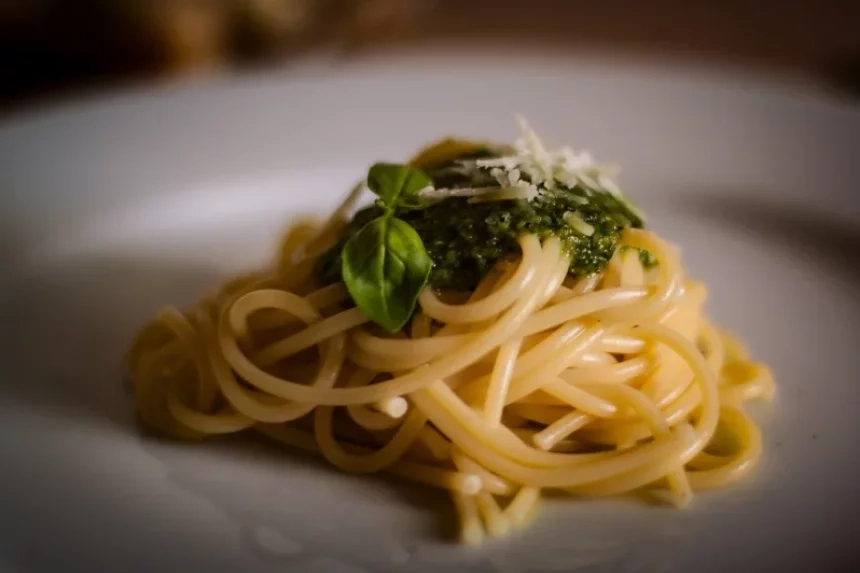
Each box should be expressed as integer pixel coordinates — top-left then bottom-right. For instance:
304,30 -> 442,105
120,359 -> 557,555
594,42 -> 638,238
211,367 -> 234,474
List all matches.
341,163 -> 433,332
367,163 -> 433,211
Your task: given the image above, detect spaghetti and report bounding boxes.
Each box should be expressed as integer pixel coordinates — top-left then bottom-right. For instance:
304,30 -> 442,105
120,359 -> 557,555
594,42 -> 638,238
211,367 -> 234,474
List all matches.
127,125 -> 774,544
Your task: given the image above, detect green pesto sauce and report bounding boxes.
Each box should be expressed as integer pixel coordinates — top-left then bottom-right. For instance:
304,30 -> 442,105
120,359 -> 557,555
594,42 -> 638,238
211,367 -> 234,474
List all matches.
318,156 -> 653,291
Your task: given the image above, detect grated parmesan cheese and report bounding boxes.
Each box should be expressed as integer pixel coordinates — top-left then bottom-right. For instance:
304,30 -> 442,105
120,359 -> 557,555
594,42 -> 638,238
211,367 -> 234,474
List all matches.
416,117 -> 643,215
474,116 -> 624,199
418,186 -> 501,201
563,211 -> 595,236
467,182 -> 540,203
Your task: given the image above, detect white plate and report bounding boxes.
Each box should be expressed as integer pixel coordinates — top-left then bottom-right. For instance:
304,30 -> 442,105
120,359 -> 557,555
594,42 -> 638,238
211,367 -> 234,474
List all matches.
1,54 -> 859,573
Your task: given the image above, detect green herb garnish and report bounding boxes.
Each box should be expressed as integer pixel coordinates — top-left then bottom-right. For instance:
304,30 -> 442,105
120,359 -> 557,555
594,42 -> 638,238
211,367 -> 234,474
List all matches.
367,163 -> 433,212
323,121 -> 652,331
340,163 -> 433,332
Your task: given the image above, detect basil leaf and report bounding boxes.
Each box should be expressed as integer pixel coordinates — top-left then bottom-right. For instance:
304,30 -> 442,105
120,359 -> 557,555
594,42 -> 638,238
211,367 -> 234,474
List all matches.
367,163 -> 432,211
341,216 -> 432,332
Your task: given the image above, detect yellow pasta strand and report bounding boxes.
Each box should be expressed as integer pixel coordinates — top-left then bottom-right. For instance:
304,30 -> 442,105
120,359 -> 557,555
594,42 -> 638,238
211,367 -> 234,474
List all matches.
126,220 -> 774,546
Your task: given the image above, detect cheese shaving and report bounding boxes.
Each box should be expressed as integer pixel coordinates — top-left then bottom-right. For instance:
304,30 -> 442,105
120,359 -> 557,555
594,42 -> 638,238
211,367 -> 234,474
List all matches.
563,211 -> 595,236
416,117 -> 642,216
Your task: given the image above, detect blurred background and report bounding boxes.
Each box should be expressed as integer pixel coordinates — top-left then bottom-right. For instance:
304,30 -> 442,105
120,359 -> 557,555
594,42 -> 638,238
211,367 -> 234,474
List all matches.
2,0 -> 860,111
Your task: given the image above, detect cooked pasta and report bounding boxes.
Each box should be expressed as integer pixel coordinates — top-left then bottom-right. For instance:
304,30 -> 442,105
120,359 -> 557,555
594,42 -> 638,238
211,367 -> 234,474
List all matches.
127,119 -> 774,544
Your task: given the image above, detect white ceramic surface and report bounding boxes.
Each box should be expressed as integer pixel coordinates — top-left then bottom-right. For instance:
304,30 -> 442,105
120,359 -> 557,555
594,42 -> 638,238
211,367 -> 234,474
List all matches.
1,54 -> 859,573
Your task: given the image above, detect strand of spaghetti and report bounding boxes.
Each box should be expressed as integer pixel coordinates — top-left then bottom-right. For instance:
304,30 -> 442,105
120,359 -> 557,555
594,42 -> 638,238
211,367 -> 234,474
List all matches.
719,363 -> 776,402
250,306 -> 368,366
481,322 -> 579,374
229,289 -> 320,341
619,247 -> 645,285
572,273 -> 602,294
314,405 -> 429,473
435,377 -> 671,470
208,293 -> 349,422
533,412 -> 591,451
663,470 -> 694,508
451,447 -> 514,495
347,404 -> 402,431
255,424 -> 482,494
602,249 -> 625,288
514,391 -> 567,407
504,486 -> 541,527
430,262 -> 514,343
502,326 -> 607,405
130,325 -> 195,438
193,307 -> 222,412
125,312 -> 181,368
277,216 -> 322,267
583,358 -> 706,438
418,425 -> 453,460
535,257 -> 575,311
637,292 -> 703,405
720,330 -> 751,362
471,258 -> 570,336
572,351 -> 619,366
586,383 -> 692,505
475,491 -> 510,537
626,323 -> 720,457
598,333 -> 646,354
579,391 -> 700,444
622,228 -> 680,304
452,492 -> 485,546
468,256 -> 568,336
550,273 -> 600,304
252,283 -> 351,330
558,356 -> 650,386
166,390 -> 254,433
583,383 -> 671,434
687,406 -> 763,490
418,235 -> 542,324
581,374 -> 699,443
597,228 -> 683,323
275,256 -> 320,292
504,404 -> 568,425
637,348 -> 694,412
410,312 -> 433,338
349,260 -> 576,373
719,380 -> 773,407
699,322 -> 725,375
154,308 -> 255,434
371,397 -> 408,419
350,329 -> 468,362
516,286 -> 647,336
427,378 -> 634,470
513,428 -> 582,452
585,320 -> 720,439
439,259 -> 520,335
217,236 -> 560,405
344,370 -> 404,431
455,320 -> 589,402
412,382 -> 689,487
127,337 -> 184,389
540,379 -> 618,417
266,238 -> 552,366
483,339 -> 522,426
216,270 -> 275,300
346,346 -> 439,373
566,423 -> 697,497
216,333 -> 346,422
166,322 -> 252,433
549,286 -> 574,303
